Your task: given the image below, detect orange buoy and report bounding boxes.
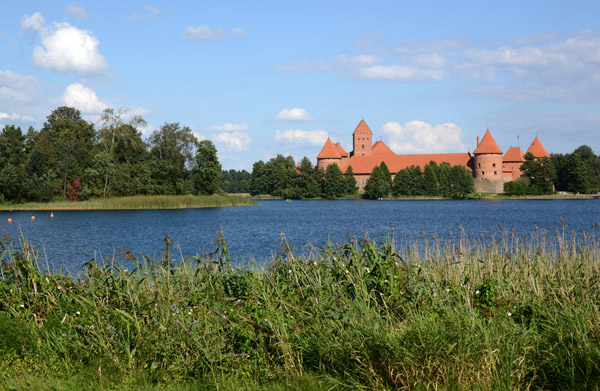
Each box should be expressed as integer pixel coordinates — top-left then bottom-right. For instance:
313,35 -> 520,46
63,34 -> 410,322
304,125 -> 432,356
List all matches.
31,216 -> 35,221
7,218 -> 12,223
50,213 -> 54,218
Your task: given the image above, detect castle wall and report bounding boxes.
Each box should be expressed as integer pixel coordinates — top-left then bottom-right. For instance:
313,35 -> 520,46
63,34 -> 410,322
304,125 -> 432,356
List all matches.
474,177 -> 510,193
316,158 -> 342,171
503,162 -> 523,181
473,154 -> 503,179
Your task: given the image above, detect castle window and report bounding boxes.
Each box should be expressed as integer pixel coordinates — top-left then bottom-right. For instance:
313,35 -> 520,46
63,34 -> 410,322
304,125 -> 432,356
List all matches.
482,171 -> 485,176
493,163 -> 496,167
362,144 -> 364,149
478,163 -> 481,168
494,171 -> 497,175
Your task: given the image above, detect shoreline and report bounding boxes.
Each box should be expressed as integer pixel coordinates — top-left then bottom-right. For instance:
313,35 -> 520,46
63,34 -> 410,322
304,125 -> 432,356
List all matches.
0,194 -> 257,211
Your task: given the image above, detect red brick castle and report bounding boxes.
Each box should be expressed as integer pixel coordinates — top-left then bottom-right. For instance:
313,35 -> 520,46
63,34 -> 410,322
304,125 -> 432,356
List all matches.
316,120 -> 550,193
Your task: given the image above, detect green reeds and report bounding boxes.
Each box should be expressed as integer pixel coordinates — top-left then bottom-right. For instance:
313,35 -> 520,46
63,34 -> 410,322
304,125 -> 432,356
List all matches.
0,194 -> 257,210
0,227 -> 599,390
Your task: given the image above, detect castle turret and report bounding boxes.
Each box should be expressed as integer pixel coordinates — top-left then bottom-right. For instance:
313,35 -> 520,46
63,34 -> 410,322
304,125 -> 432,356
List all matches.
473,129 -> 503,179
352,119 -> 373,157
316,137 -> 342,170
502,146 -> 525,181
526,136 -> 550,158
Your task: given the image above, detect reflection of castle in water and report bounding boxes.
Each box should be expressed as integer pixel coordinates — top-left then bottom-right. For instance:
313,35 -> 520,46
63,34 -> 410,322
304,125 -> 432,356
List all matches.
316,120 -> 550,193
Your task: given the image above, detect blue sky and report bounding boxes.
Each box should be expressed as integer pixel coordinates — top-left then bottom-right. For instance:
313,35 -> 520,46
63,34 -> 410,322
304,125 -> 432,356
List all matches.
1,0 -> 600,170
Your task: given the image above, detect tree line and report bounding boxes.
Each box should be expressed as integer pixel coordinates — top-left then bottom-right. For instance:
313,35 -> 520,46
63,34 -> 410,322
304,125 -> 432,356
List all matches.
249,155 -> 358,199
363,161 -> 474,199
0,106 -> 222,203
504,146 -> 600,195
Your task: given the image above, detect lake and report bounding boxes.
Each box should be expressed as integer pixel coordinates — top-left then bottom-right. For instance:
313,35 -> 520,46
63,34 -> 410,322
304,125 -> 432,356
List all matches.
1,199 -> 599,272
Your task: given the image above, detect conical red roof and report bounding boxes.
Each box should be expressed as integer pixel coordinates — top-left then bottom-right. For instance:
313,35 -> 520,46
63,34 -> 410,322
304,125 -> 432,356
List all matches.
317,137 -> 341,159
372,140 -> 396,155
334,142 -> 348,157
526,136 -> 550,158
503,146 -> 524,162
474,129 -> 503,154
352,119 -> 372,135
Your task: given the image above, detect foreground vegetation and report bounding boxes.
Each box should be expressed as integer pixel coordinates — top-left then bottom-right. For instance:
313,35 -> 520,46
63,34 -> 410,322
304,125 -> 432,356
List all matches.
1,226 -> 600,390
0,194 -> 256,211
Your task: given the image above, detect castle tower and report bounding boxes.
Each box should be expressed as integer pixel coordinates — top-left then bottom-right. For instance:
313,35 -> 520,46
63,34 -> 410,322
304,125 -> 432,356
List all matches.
502,146 -> 525,181
526,136 -> 550,158
473,129 -> 503,179
352,119 -> 373,157
316,137 -> 342,170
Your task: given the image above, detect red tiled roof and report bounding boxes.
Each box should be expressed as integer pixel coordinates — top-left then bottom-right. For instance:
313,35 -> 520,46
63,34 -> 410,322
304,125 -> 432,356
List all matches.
317,137 -> 341,159
526,136 -> 550,158
352,119 -> 372,135
503,146 -> 524,162
474,129 -> 503,155
372,140 -> 396,156
334,142 -> 348,157
342,153 -> 472,175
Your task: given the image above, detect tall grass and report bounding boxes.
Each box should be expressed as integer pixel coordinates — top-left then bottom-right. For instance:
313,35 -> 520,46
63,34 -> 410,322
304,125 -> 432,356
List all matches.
0,194 -> 257,210
1,226 -> 599,390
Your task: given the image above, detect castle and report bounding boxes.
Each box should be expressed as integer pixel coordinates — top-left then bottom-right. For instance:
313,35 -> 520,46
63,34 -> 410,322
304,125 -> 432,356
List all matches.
316,119 -> 550,193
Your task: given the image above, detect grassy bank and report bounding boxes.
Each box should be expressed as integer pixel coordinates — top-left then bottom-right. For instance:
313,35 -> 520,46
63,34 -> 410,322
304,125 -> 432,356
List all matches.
1,227 -> 600,390
0,194 -> 257,210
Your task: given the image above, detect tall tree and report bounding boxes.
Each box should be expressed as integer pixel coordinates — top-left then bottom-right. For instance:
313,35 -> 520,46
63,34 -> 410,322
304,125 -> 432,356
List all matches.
392,168 -> 411,196
343,165 -> 358,195
41,106 -> 95,198
364,163 -> 392,199
296,157 -> 320,198
149,122 -> 198,194
322,163 -> 345,199
192,140 -> 221,195
423,163 -> 439,196
562,153 -> 589,194
521,153 -> 555,195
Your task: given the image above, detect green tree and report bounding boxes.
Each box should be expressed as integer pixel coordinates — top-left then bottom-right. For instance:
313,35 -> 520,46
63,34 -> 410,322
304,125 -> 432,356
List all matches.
0,164 -> 22,201
408,165 -> 424,195
573,145 -> 600,192
343,165 -> 358,196
41,106 -> 95,198
521,153 -> 555,195
296,157 -> 320,198
250,160 -> 269,195
322,163 -> 345,199
423,163 -> 439,196
192,140 -> 222,195
451,165 -> 474,199
364,163 -> 392,199
392,168 -> 411,196
149,122 -> 198,194
562,153 -> 589,194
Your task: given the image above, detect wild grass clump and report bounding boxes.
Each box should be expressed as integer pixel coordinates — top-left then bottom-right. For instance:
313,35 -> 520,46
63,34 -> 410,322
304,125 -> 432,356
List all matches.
1,226 -> 599,390
0,194 -> 257,210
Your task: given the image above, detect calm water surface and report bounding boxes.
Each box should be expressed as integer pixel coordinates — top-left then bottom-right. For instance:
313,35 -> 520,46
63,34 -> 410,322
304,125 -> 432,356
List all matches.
1,199 -> 599,272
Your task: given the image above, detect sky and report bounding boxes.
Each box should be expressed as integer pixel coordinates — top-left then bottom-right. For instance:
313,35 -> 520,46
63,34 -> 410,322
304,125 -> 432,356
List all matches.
1,0 -> 600,170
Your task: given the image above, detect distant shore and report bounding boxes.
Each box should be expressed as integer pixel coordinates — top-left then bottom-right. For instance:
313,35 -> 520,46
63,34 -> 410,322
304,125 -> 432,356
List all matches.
0,194 -> 257,211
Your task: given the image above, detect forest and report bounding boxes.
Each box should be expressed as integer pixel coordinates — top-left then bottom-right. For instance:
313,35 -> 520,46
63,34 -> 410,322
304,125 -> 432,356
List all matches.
0,106 -> 222,203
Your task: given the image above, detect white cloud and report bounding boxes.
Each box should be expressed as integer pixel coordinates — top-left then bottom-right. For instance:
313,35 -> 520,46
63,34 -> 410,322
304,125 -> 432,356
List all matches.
0,112 -> 35,122
382,121 -> 466,154
214,131 -> 251,151
62,83 -> 107,113
20,12 -> 45,34
204,123 -> 248,132
182,25 -> 225,40
66,4 -> 88,21
23,13 -> 108,76
128,5 -> 162,22
275,129 -> 328,146
275,108 -> 313,121
231,28 -> 248,36
0,70 -> 40,103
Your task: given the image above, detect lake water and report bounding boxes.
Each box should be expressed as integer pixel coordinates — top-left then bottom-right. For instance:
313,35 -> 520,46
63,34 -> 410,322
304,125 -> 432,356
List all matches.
1,199 -> 599,272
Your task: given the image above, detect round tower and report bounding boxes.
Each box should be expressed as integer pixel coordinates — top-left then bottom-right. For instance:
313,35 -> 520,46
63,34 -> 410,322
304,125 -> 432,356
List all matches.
473,129 -> 503,179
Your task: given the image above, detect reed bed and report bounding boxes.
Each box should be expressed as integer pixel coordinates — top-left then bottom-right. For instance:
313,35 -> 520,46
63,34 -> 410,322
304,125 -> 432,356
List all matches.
0,227 -> 599,390
0,194 -> 257,210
